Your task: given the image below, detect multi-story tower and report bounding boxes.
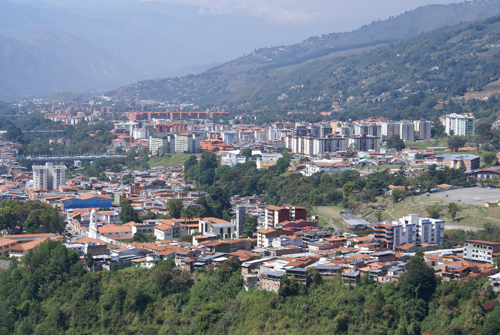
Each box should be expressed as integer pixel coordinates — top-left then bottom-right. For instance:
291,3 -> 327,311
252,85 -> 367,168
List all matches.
32,162 -> 66,190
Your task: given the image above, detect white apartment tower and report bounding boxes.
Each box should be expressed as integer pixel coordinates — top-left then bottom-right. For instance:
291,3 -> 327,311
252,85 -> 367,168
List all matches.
443,113 -> 475,136
32,162 -> 66,190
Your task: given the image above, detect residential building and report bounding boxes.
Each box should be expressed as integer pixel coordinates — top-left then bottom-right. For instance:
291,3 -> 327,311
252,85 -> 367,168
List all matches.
265,205 -> 307,229
149,133 -> 175,155
175,132 -> 201,153
414,120 -> 432,140
348,135 -> 380,152
222,131 -> 237,144
380,122 -> 400,141
257,228 -> 295,248
32,162 -> 66,190
443,113 -> 475,136
304,161 -> 350,176
443,154 -> 480,171
374,214 -> 445,250
221,152 -> 246,168
464,240 -> 500,264
398,121 -> 415,142
256,153 -> 283,169
198,218 -> 237,240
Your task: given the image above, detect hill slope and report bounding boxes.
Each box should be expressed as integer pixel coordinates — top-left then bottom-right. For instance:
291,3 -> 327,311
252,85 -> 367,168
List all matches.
110,13 -> 500,124
0,30 -> 137,98
108,0 -> 500,104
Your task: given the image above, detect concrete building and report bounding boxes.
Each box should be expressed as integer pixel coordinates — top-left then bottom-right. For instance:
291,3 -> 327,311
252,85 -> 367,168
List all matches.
398,121 -> 415,142
175,132 -> 201,153
149,133 -> 175,155
443,154 -> 480,171
222,131 -> 237,144
198,219 -> 237,240
304,161 -> 351,176
380,122 -> 400,141
265,205 -> 307,229
443,113 -> 475,136
256,153 -> 283,169
32,162 -> 66,190
348,135 -> 380,152
464,240 -> 500,264
414,120 -> 432,140
374,214 -> 445,250
221,152 -> 246,168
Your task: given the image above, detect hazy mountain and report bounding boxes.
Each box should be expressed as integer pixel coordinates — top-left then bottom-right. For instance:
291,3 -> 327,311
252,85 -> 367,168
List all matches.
108,0 -> 500,102
0,30 -> 137,98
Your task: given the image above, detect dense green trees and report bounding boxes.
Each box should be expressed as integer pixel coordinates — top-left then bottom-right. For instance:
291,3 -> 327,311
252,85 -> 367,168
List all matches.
119,200 -> 140,223
166,199 -> 183,219
0,200 -> 65,234
243,216 -> 258,238
386,134 -> 406,151
0,240 -> 497,334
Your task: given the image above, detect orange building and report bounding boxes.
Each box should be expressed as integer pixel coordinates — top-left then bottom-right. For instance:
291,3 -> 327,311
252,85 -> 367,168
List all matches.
200,139 -> 234,151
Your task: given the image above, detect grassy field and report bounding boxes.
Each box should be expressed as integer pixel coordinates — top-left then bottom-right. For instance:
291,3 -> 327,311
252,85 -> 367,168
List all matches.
311,194 -> 500,230
147,153 -> 199,168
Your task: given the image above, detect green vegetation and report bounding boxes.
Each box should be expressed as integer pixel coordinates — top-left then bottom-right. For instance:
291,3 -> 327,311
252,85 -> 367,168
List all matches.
1,239 -> 499,334
0,200 -> 65,234
119,200 -> 141,224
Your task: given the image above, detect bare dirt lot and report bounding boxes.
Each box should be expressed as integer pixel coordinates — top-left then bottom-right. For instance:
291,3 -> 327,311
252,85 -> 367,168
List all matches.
430,187 -> 500,206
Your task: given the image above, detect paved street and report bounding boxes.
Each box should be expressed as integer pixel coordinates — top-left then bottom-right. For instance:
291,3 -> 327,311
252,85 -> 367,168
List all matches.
431,187 -> 500,206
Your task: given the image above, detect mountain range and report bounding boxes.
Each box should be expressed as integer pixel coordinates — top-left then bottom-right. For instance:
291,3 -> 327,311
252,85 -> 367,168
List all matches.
107,0 -> 500,103
3,0 -> 500,99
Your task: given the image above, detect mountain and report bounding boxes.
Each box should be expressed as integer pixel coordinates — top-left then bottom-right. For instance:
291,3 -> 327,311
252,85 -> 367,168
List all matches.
108,0 -> 500,106
0,29 -> 138,99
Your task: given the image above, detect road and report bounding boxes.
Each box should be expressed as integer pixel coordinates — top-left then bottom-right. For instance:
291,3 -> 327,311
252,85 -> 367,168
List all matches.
445,223 -> 483,231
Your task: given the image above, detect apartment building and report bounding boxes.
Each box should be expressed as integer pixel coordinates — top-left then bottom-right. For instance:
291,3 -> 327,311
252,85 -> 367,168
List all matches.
398,122 -> 415,142
175,132 -> 201,153
464,240 -> 500,264
443,154 -> 480,171
380,122 -> 400,141
374,214 -> 445,250
265,205 -> 307,229
414,120 -> 432,140
32,162 -> 66,190
443,113 -> 475,136
149,133 -> 175,155
256,153 -> 283,169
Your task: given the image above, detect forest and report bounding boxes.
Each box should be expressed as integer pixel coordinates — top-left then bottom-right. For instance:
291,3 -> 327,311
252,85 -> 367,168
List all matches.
0,200 -> 65,235
1,239 -> 499,334
183,152 -> 473,210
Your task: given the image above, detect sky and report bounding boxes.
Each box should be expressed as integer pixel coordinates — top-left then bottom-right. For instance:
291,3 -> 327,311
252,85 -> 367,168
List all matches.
158,0 -> 461,26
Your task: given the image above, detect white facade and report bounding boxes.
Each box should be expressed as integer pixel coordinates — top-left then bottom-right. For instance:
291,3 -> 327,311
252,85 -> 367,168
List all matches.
149,134 -> 175,155
132,128 -> 149,140
271,236 -> 303,248
443,113 -> 475,136
256,153 -> 283,169
32,162 -> 66,190
464,240 -> 500,264
222,131 -> 237,144
175,133 -> 200,153
304,161 -> 350,176
221,152 -> 246,168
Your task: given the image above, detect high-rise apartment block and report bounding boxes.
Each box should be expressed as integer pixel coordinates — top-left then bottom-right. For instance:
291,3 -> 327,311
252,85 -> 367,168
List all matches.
32,162 -> 66,190
442,113 -> 475,136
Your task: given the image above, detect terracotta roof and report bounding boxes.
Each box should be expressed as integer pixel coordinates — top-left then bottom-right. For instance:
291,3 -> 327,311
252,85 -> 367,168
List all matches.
98,225 -> 132,233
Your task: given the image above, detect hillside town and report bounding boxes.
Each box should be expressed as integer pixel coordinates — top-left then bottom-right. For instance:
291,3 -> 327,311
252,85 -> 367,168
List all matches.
0,102 -> 499,295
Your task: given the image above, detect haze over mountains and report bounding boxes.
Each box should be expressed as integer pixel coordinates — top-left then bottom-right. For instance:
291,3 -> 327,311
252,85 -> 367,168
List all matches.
1,0 -> 500,99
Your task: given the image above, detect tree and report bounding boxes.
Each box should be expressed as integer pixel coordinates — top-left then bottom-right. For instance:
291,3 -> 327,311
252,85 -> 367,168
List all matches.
399,251 -> 437,302
386,135 -> 405,151
181,207 -> 194,225
84,252 -> 94,270
425,204 -> 442,219
447,202 -> 462,222
392,188 -> 405,203
166,199 -> 183,219
151,179 -> 166,188
243,216 -> 258,238
482,151 -> 497,166
374,210 -> 384,222
120,200 -> 140,223
447,136 -> 466,152
122,174 -> 135,185
239,148 -> 252,158
178,235 -> 193,243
